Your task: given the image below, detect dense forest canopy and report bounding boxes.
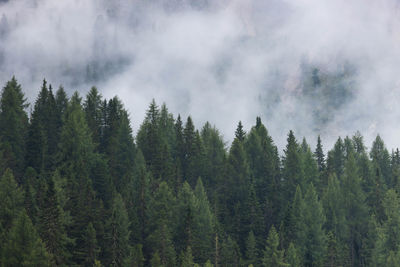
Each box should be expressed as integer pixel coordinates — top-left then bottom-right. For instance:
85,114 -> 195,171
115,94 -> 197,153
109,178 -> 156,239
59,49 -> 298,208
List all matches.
1,77 -> 400,266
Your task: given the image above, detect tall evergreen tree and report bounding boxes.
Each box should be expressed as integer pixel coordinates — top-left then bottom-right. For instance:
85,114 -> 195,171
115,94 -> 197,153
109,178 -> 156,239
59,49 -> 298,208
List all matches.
38,177 -> 70,265
0,77 -> 28,179
147,182 -> 176,266
3,210 -> 50,266
192,178 -> 215,264
342,152 -> 368,266
84,86 -> 103,148
262,226 -> 287,267
105,194 -> 131,267
314,135 -> 326,173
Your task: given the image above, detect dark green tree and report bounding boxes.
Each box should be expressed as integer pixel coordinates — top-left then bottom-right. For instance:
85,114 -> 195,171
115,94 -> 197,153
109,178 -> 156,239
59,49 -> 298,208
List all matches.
3,210 -> 50,266
262,226 -> 287,267
0,77 -> 28,179
105,194 -> 131,267
147,182 -> 176,266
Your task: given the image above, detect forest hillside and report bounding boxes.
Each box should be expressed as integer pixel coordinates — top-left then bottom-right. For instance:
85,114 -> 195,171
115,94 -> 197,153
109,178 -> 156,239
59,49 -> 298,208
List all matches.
0,77 -> 399,266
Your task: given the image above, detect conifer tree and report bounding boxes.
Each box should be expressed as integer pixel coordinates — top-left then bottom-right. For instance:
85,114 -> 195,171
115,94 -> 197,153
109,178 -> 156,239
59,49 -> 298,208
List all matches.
81,222 -> 100,266
38,177 -> 70,265
220,235 -> 240,267
84,86 -> 103,148
262,226 -> 287,267
245,231 -> 258,266
301,184 -> 326,266
342,152 -> 368,265
282,131 -> 303,208
26,79 -> 49,174
105,194 -> 131,267
314,135 -> 326,173
0,169 -> 23,232
0,77 -> 28,179
3,210 -> 50,266
147,182 -> 176,266
57,92 -> 100,263
300,139 -> 319,190
175,181 -> 196,253
193,178 -> 214,264
235,121 -> 246,142
372,189 -> 400,266
200,122 -> 226,202
327,137 -> 345,179
286,243 -> 301,267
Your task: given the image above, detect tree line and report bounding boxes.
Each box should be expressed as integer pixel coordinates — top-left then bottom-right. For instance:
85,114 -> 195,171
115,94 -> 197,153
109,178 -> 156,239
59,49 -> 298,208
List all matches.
0,76 -> 399,266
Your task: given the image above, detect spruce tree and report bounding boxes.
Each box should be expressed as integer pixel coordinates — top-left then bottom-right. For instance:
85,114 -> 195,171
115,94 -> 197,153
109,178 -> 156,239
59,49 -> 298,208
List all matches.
105,194 -> 131,267
262,226 -> 287,267
38,177 -> 70,265
3,210 -> 50,266
147,182 -> 176,266
192,178 -> 214,264
314,135 -> 326,173
0,77 -> 28,179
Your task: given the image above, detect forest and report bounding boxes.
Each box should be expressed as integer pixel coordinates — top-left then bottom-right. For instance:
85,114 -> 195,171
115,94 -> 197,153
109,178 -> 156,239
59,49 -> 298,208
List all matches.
0,76 -> 400,267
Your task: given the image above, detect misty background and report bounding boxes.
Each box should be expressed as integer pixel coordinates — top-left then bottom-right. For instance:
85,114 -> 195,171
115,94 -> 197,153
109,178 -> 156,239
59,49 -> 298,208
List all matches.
1,0 -> 400,150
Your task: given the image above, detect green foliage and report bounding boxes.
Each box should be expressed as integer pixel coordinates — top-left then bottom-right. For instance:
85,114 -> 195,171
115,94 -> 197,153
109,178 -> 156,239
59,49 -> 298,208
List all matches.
262,226 -> 287,267
2,80 -> 400,266
0,77 -> 28,179
105,194 -> 131,267
0,169 -> 23,231
3,210 -> 50,266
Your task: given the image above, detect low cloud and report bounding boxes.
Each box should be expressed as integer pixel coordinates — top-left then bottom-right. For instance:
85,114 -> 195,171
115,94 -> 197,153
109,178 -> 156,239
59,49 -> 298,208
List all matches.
1,0 -> 400,151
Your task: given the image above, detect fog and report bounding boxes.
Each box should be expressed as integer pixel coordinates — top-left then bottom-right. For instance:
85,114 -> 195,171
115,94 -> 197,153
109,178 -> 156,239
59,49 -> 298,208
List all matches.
1,0 -> 400,151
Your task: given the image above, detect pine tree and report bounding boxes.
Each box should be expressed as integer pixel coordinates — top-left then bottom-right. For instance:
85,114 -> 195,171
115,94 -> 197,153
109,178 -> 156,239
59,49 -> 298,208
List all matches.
0,77 -> 28,179
234,121 -> 245,142
105,194 -> 131,267
262,226 -> 287,267
200,122 -> 226,199
286,243 -> 301,267
38,177 -> 70,265
137,100 -> 162,179
81,222 -> 100,266
222,136 -> 250,246
327,137 -> 345,179
129,150 -> 151,246
245,118 -> 281,232
57,92 -> 99,264
322,174 -> 347,265
175,182 -> 196,253
192,178 -> 214,264
282,131 -> 303,209
372,189 -> 400,266
26,79 -> 49,174
245,231 -> 258,266
220,235 -> 240,267
314,135 -> 326,173
183,116 -> 197,184
0,169 -> 23,231
370,135 -> 391,186
180,246 -> 196,267
147,182 -> 176,266
342,152 -> 368,266
3,210 -> 50,266
301,184 -> 326,266
84,86 -> 103,148
300,139 -> 319,190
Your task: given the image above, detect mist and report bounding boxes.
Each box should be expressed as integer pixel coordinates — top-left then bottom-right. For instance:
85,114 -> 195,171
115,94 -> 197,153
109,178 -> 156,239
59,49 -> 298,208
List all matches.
1,0 -> 400,151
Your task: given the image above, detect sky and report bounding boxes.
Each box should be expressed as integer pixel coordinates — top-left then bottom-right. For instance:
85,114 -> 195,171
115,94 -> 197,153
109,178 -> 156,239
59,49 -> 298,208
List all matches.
1,0 -> 400,151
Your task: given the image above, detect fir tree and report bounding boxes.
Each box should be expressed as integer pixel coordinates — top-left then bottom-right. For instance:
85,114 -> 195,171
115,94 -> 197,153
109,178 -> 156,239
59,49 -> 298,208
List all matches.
0,77 -> 28,179
262,226 -> 287,267
3,210 -> 50,266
